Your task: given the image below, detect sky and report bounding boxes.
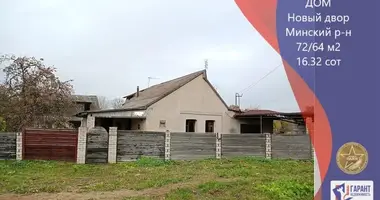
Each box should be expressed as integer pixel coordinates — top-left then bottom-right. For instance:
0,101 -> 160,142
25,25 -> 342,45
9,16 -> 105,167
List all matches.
0,0 -> 300,112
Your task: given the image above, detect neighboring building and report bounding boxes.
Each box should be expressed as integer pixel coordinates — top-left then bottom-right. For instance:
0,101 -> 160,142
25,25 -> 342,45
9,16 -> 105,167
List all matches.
68,95 -> 100,128
77,70 -> 241,133
76,70 -> 311,134
234,109 -> 312,134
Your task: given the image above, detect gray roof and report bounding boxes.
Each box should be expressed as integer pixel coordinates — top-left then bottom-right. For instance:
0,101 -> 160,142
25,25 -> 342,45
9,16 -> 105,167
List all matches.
76,69 -> 232,116
122,70 -> 206,110
71,95 -> 100,109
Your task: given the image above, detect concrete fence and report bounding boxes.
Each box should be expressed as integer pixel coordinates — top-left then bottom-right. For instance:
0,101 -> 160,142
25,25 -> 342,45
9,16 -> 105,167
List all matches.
0,132 -> 17,160
76,127 -> 314,163
0,127 -> 315,163
117,130 -> 166,162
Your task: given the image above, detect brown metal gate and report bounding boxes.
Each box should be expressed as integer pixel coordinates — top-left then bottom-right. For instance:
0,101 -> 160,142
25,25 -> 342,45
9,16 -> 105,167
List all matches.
23,128 -> 78,162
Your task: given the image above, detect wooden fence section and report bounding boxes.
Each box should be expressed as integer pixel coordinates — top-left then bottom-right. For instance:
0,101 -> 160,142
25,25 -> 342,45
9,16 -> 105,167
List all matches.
117,131 -> 165,161
221,134 -> 265,158
271,134 -> 312,160
86,127 -> 108,164
23,129 -> 78,162
0,132 -> 17,160
170,132 -> 216,160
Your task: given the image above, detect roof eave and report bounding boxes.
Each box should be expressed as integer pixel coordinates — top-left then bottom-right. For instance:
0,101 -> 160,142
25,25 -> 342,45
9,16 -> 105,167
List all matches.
75,107 -> 147,117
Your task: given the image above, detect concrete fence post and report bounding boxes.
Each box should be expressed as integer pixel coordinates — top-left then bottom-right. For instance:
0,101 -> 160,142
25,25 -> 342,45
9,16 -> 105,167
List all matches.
16,132 -> 23,160
165,130 -> 171,161
216,132 -> 222,159
108,127 -> 118,163
265,133 -> 272,159
77,127 -> 87,164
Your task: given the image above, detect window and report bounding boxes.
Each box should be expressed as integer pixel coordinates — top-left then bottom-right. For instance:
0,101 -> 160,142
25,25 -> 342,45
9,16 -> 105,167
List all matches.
185,119 -> 196,132
84,103 -> 91,111
159,120 -> 166,128
205,120 -> 215,133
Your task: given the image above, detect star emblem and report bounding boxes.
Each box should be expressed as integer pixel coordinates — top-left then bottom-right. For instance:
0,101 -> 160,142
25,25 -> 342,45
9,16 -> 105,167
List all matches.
336,142 -> 368,174
340,145 -> 364,169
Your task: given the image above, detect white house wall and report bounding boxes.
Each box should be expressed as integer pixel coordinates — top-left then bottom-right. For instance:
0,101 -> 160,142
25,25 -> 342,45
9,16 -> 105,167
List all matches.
145,75 -> 240,133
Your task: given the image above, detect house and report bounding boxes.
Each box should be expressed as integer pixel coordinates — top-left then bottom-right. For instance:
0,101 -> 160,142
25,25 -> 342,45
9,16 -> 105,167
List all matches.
76,70 -> 312,134
77,70 -> 241,133
68,95 -> 100,128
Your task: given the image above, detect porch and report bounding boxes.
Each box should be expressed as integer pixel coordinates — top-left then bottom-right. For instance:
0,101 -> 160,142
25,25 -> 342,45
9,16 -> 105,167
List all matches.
95,117 -> 145,131
76,108 -> 147,131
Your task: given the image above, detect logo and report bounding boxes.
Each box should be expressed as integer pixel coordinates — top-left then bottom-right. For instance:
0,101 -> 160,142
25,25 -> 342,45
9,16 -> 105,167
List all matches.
336,142 -> 368,174
331,181 -> 373,200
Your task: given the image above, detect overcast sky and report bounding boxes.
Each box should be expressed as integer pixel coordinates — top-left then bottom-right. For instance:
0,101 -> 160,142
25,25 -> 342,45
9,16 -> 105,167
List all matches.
0,0 -> 299,112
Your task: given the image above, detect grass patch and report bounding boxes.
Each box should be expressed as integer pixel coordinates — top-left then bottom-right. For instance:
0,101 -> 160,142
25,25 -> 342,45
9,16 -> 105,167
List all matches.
134,157 -> 175,167
258,179 -> 314,200
165,188 -> 196,200
0,157 -> 313,199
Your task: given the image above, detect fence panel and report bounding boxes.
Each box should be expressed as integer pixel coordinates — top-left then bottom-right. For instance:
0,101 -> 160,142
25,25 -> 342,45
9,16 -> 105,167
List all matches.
221,134 -> 265,158
0,132 -> 17,160
170,132 -> 216,160
23,129 -> 78,162
86,127 -> 109,163
117,130 -> 165,162
271,134 -> 312,160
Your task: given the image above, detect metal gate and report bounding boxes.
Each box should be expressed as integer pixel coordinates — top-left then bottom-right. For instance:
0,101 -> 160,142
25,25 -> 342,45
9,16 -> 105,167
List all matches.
23,128 -> 78,162
86,127 -> 109,163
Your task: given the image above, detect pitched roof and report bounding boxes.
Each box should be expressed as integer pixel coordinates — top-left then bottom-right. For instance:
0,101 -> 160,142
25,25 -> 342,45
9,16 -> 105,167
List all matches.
121,70 -> 207,110
71,95 -> 100,109
78,69 -> 232,115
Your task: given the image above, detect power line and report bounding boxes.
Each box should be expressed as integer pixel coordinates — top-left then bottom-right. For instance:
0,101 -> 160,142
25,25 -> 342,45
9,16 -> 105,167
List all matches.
239,64 -> 281,94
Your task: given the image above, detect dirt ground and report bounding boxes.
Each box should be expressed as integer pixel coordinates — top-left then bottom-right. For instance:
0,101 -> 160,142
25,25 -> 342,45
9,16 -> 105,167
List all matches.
0,178 -> 232,200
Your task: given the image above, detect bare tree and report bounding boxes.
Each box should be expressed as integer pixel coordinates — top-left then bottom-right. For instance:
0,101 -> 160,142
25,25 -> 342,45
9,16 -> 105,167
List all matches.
97,96 -> 110,109
242,104 -> 261,112
249,104 -> 261,110
0,55 -> 74,131
111,98 -> 124,109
